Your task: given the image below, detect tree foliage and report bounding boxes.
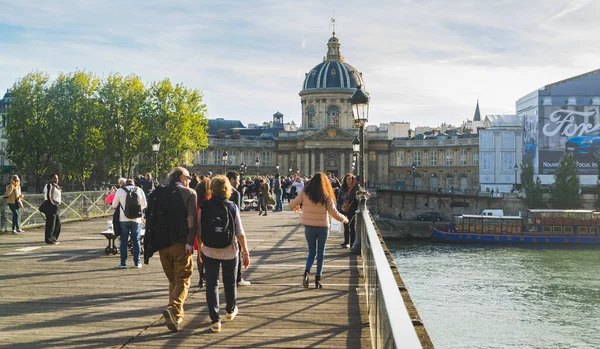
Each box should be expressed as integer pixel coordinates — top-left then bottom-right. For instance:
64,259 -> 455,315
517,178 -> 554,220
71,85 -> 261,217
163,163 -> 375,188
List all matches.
520,158 -> 545,208
5,71 -> 209,190
550,153 -> 581,209
4,71 -> 55,192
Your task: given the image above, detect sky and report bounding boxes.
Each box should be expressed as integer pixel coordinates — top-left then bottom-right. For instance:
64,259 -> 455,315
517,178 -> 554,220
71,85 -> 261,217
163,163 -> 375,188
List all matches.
1,0 -> 599,128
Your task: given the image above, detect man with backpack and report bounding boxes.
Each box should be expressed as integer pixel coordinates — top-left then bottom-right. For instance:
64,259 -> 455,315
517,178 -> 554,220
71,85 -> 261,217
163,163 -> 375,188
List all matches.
112,178 -> 147,268
144,167 -> 198,333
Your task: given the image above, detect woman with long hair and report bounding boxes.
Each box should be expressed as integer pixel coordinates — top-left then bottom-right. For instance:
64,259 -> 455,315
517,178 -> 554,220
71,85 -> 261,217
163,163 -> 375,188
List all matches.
5,175 -> 24,234
194,176 -> 211,288
288,172 -> 348,289
198,175 -> 251,332
337,173 -> 359,248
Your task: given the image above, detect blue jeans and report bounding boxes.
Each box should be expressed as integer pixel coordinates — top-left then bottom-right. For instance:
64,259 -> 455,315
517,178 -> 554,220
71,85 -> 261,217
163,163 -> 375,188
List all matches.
8,203 -> 19,230
275,191 -> 283,211
304,226 -> 329,277
203,254 -> 238,323
119,221 -> 141,266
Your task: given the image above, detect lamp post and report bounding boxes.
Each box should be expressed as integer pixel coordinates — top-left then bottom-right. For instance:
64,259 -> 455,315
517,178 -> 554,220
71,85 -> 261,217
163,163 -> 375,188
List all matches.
289,167 -> 292,175
222,151 -> 228,174
240,162 -> 247,176
349,85 -> 370,255
255,158 -> 260,176
352,136 -> 360,176
151,136 -> 161,185
514,163 -> 518,191
276,163 -> 280,175
411,163 -> 417,191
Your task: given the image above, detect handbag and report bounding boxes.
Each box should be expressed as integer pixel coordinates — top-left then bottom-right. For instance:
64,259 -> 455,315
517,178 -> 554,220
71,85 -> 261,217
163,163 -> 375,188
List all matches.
330,219 -> 343,233
17,199 -> 24,209
38,200 -> 50,213
341,199 -> 353,213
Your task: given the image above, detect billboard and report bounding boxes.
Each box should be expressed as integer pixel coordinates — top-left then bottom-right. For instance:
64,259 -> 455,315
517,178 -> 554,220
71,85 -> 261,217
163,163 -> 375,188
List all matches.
524,103 -> 600,176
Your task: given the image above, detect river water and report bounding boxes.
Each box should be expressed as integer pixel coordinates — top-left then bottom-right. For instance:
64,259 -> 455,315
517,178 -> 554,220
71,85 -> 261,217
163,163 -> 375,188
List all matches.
387,241 -> 600,349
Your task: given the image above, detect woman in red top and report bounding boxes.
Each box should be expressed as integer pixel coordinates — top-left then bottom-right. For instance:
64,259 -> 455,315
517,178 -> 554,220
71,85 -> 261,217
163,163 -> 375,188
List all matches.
194,176 -> 211,287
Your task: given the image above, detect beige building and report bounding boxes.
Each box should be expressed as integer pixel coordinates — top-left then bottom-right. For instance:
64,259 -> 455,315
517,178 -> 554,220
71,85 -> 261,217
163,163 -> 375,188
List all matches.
193,33 -> 479,191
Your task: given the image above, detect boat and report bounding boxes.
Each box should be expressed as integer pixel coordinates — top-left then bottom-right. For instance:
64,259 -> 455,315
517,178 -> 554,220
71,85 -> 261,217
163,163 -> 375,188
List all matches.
431,209 -> 600,244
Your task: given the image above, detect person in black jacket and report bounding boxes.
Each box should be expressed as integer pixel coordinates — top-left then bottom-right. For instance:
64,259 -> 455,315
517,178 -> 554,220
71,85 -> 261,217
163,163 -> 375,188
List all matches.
337,174 -> 359,248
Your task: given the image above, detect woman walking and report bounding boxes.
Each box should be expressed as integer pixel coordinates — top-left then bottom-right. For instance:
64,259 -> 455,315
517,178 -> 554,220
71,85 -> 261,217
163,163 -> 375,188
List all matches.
5,175 -> 24,235
198,175 -> 251,333
194,176 -> 211,288
288,172 -> 348,289
337,174 -> 359,248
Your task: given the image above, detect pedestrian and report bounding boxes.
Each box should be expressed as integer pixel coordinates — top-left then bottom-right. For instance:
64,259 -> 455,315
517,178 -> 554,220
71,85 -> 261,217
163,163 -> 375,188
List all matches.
337,173 -> 359,248
226,171 -> 251,286
258,177 -> 271,216
158,167 -> 198,332
42,173 -> 62,244
112,178 -> 147,268
273,174 -> 283,212
288,172 -> 348,289
5,175 -> 24,234
199,175 -> 251,333
193,176 -> 211,288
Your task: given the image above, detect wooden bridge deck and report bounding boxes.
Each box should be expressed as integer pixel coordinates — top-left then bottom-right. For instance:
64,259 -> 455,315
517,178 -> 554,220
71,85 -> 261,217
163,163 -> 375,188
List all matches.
0,210 -> 370,348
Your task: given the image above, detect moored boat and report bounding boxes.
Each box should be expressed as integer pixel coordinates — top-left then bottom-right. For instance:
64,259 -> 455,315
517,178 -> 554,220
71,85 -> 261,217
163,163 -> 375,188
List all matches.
432,209 -> 600,244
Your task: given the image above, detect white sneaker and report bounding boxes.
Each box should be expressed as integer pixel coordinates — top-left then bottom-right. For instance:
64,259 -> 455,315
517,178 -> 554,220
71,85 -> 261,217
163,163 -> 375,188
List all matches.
237,278 -> 251,286
11,230 -> 18,235
117,264 -> 127,269
211,321 -> 221,332
226,306 -> 238,321
134,264 -> 142,268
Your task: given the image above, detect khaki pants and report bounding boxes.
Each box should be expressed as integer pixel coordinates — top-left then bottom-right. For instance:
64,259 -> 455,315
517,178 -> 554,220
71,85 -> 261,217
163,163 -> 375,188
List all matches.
159,243 -> 193,321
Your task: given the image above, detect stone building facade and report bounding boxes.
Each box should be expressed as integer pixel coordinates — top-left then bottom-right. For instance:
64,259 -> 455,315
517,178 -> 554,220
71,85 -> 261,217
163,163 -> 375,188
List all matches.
192,33 -> 480,190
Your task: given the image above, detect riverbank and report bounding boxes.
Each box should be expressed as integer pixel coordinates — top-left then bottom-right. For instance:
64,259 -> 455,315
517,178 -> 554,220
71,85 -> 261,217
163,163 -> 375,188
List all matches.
375,218 -> 437,239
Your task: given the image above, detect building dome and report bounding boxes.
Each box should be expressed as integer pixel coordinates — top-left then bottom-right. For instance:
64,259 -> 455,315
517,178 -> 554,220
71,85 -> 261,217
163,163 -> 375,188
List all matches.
301,34 -> 365,92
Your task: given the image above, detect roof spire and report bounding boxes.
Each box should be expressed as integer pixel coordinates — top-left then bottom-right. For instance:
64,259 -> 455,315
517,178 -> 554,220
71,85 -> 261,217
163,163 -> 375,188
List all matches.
331,10 -> 336,36
473,99 -> 481,121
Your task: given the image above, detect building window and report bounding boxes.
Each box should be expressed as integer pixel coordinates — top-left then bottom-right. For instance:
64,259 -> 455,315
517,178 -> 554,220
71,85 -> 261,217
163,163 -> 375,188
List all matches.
396,150 -> 405,166
213,150 -> 220,165
414,174 -> 422,190
445,174 -> 454,190
369,151 -> 377,162
501,131 -> 515,149
482,152 -> 494,171
430,150 -> 438,166
228,150 -> 236,166
501,152 -> 515,171
480,130 -> 494,149
460,149 -> 467,166
327,105 -> 340,126
445,150 -> 453,166
473,150 -> 479,166
460,174 -> 468,190
262,151 -> 271,166
200,150 -> 207,165
307,106 -> 316,128
413,150 -> 422,167
430,174 -> 439,191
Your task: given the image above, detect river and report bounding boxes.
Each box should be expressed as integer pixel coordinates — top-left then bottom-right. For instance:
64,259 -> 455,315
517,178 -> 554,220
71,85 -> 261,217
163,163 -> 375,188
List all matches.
387,241 -> 600,349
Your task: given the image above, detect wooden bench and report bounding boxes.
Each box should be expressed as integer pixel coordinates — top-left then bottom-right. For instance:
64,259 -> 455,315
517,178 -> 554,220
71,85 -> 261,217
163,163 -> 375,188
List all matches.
99,229 -> 145,255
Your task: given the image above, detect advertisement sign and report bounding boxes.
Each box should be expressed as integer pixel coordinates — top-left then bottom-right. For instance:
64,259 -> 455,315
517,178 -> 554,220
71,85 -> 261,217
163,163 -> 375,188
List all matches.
525,105 -> 600,175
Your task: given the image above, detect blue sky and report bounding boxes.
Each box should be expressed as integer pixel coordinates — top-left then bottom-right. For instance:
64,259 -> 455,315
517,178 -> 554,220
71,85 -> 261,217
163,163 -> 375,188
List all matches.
1,0 -> 599,128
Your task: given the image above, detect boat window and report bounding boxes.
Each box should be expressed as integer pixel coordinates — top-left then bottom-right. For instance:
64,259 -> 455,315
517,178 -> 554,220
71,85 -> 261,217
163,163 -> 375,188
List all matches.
542,226 -> 552,233
577,226 -> 588,234
553,226 -> 562,233
564,226 -> 573,233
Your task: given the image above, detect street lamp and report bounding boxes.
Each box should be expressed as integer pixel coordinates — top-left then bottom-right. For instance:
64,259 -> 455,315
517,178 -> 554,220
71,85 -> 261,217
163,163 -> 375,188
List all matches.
349,84 -> 370,254
222,151 -> 228,174
255,158 -> 260,176
289,167 -> 292,175
352,136 -> 360,175
151,136 -> 161,185
240,162 -> 247,175
514,163 -> 518,191
276,163 -> 280,175
412,163 -> 417,191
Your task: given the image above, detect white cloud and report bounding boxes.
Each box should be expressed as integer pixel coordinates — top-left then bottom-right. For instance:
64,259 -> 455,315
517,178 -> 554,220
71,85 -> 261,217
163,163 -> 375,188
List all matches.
1,0 -> 600,128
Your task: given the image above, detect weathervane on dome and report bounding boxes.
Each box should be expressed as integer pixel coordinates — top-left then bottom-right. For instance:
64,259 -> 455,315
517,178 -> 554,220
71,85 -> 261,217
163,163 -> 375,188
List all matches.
331,10 -> 336,36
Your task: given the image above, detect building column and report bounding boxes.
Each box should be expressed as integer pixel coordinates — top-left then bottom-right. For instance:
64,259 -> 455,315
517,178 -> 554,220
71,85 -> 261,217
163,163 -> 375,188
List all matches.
310,150 -> 315,175
319,152 -> 324,173
304,151 -> 309,176
297,152 -> 302,175
340,152 -> 345,177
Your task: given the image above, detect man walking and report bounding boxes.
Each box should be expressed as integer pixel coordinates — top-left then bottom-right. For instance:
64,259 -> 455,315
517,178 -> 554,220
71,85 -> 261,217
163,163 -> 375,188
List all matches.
227,171 -> 250,286
112,178 -> 147,268
273,174 -> 283,212
42,173 -> 61,245
158,167 -> 198,332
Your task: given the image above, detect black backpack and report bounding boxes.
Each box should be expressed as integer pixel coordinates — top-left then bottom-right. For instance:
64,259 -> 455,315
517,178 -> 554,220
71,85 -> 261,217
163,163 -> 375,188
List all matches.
122,186 -> 142,219
201,198 -> 235,248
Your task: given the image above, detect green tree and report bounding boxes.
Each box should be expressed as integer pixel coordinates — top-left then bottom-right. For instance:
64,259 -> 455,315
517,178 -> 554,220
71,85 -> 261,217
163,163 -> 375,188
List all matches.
519,158 -> 545,208
5,71 -> 55,192
550,152 -> 581,208
144,79 -> 208,180
98,74 -> 148,177
47,71 -> 104,191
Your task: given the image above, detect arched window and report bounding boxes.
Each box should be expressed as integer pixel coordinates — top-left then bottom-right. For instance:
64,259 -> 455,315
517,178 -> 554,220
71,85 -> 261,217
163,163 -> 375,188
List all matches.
307,106 -> 316,128
445,174 -> 454,191
430,174 -> 439,191
414,174 -> 423,190
460,174 -> 468,190
327,105 -> 340,126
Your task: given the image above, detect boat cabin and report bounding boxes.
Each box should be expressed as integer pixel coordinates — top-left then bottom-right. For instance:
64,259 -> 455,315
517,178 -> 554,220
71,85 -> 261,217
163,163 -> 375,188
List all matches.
525,210 -> 600,235
452,215 -> 523,235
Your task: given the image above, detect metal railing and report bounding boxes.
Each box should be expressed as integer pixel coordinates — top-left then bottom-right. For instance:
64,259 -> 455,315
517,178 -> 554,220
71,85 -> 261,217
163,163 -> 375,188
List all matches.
0,191 -> 113,232
357,203 -> 423,349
